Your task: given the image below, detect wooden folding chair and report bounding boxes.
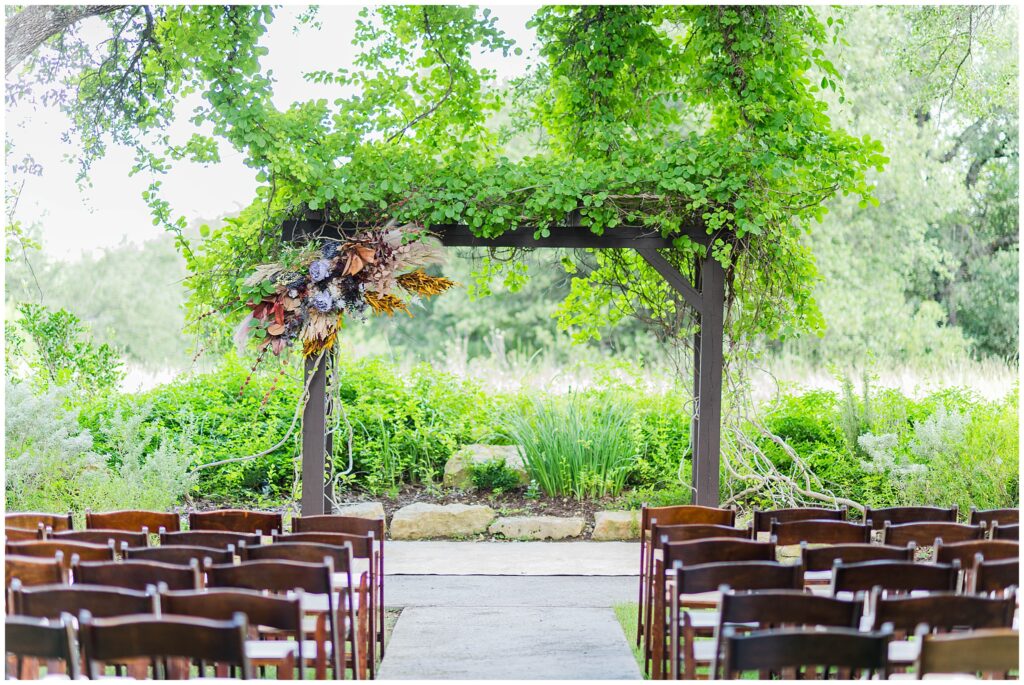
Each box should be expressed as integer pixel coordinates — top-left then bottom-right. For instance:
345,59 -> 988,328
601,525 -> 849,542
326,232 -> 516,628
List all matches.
750,506 -> 847,539
864,505 -> 958,529
991,520 -> 1020,541
5,554 -> 67,588
254,537 -> 374,678
5,512 -> 73,532
205,559 -> 354,679
800,542 -> 915,585
5,613 -> 80,680
715,625 -> 891,679
769,519 -> 872,546
72,559 -> 203,591
970,507 -> 1019,527
48,527 -> 150,549
189,509 -> 283,535
914,626 -> 1019,679
161,529 -> 260,549
970,555 -> 1020,595
882,521 -> 984,547
637,505 -> 735,652
291,514 -> 387,662
872,590 -> 1016,670
86,509 -> 181,532
123,543 -> 235,565
831,560 -> 959,598
934,538 -> 1018,565
5,524 -> 45,542
676,589 -> 862,679
79,610 -> 253,679
661,560 -> 803,679
162,588 -> 306,680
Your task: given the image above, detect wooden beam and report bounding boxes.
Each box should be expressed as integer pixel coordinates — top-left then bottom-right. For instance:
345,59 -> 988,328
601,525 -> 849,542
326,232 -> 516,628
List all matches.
635,248 -> 702,311
301,356 -> 328,515
693,255 -> 725,507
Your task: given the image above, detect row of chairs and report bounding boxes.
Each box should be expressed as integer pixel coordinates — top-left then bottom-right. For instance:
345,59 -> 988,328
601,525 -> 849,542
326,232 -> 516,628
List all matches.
635,504 -> 1020,679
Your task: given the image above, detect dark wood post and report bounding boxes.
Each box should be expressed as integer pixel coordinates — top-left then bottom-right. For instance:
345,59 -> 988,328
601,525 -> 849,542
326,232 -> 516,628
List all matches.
301,355 -> 329,515
694,254 -> 724,506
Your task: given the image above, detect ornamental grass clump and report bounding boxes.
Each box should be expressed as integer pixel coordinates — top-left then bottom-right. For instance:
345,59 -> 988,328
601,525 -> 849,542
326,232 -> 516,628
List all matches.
501,392 -> 635,500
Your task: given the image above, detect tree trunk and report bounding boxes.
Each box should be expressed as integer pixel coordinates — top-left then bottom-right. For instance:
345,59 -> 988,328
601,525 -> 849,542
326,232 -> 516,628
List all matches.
6,5 -> 126,75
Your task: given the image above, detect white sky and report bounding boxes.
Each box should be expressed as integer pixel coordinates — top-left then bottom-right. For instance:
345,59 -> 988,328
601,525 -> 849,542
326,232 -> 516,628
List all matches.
5,5 -> 539,261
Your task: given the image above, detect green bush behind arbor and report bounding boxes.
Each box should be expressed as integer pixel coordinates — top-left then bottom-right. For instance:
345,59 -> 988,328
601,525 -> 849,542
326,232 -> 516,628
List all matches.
78,357 -> 1018,512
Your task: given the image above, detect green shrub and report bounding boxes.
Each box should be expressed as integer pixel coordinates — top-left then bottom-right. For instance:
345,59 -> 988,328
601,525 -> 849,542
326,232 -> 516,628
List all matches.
469,458 -> 523,494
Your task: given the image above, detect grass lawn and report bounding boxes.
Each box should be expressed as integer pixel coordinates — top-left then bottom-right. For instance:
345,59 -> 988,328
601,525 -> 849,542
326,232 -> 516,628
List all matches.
613,602 -> 647,678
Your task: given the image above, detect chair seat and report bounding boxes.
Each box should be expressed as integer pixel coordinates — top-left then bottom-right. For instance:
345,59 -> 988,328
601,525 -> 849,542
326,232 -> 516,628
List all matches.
246,639 -> 326,661
804,570 -> 832,584
888,639 -> 921,664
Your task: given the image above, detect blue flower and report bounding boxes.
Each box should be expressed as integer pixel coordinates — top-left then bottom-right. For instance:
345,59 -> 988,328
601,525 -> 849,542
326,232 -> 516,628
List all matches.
311,291 -> 334,312
309,259 -> 331,283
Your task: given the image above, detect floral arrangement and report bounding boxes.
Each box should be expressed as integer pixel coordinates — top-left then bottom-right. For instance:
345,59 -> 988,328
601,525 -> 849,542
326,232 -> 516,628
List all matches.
235,222 -> 455,358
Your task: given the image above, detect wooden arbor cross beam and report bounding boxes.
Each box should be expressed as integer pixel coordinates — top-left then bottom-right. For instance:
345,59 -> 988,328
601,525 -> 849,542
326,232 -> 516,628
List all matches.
282,215 -> 726,513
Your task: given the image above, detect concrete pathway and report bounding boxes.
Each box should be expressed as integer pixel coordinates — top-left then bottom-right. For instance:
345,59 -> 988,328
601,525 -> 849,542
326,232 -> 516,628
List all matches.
378,545 -> 642,680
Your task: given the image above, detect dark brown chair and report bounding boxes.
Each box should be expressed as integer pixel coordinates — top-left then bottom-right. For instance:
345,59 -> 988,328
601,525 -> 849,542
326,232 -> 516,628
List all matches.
11,581 -> 158,619
831,560 -> 959,596
638,504 -> 735,653
872,590 -> 1015,633
882,521 -> 984,547
72,559 -> 202,591
290,514 -> 388,663
86,509 -> 181,532
204,559 -> 351,679
715,626 -> 891,679
677,589 -> 862,679
864,505 -> 958,529
5,525 -> 45,542
189,509 -> 282,535
48,527 -> 150,549
914,626 -> 1019,679
78,610 -> 253,679
161,588 -> 306,679
664,538 -> 776,568
123,543 -> 235,565
970,507 -> 1019,527
6,539 -> 115,571
5,554 -> 67,588
770,519 -> 871,546
990,520 -> 1019,541
160,529 -> 260,549
751,507 -> 847,536
5,512 -> 73,532
5,613 -> 81,680
970,556 -> 1019,595
933,539 -> 1018,566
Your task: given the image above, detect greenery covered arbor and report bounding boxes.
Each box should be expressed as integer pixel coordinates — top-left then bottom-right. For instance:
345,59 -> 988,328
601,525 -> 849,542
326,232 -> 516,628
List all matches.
17,6 -> 887,507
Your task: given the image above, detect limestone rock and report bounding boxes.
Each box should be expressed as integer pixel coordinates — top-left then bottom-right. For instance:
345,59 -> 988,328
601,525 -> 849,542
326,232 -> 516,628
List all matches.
443,444 -> 529,489
489,516 -> 585,541
592,510 -> 641,541
333,502 -> 386,520
390,503 -> 496,540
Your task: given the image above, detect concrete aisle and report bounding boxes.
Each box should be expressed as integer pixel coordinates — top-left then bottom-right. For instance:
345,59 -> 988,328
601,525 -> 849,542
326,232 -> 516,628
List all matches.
377,552 -> 642,680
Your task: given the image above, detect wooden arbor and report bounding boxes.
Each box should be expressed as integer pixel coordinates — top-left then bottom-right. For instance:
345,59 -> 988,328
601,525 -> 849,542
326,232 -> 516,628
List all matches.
283,213 -> 726,513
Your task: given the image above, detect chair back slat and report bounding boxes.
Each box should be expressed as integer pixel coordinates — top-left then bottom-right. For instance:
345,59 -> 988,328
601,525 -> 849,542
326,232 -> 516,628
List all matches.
915,627 -> 1019,678
718,626 -> 890,679
971,557 -> 1020,595
718,590 -> 863,628
663,538 -> 775,568
292,514 -> 385,538
991,521 -> 1019,541
241,541 -> 356,572
161,587 -> 303,633
652,523 -> 751,544
770,519 -> 871,546
73,559 -> 202,591
5,554 -> 67,587
864,505 -> 958,529
4,526 -> 44,542
13,583 -> 157,619
271,531 -> 373,558
644,504 -> 735,529
970,507 -> 1019,527
752,507 -> 846,534
801,543 -> 914,572
160,529 -> 260,549
672,560 -> 803,594
86,509 -> 180,532
188,509 -> 282,535
883,521 -> 984,547
79,611 -> 252,679
6,540 -> 115,568
934,539 -> 1018,566
5,614 -> 81,679
5,512 -> 73,532
831,560 -> 959,595
204,558 -> 333,594
49,528 -> 150,548
123,543 -> 235,565
872,590 -> 1016,633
